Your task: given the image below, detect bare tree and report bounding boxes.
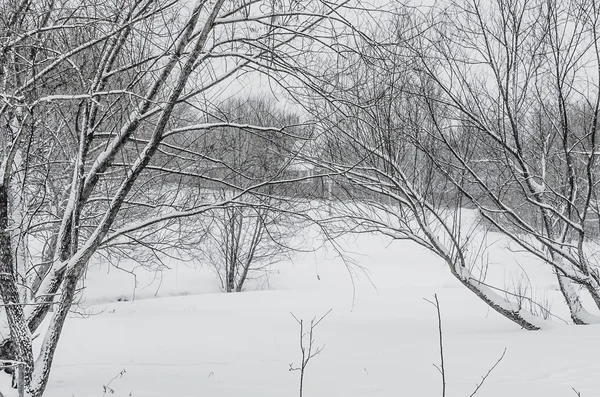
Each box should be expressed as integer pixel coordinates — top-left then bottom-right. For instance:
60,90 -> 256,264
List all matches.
203,197 -> 301,292
181,97 -> 310,293
305,15 -> 550,329
409,0 -> 600,325
0,0 -> 359,395
304,0 -> 600,329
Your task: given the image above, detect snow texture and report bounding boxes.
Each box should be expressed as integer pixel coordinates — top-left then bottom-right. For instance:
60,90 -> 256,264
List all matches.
5,229 -> 599,397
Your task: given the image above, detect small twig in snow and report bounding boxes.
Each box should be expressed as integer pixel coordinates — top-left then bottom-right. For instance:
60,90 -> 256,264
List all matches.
289,309 -> 332,397
424,294 -> 446,397
102,368 -> 126,396
469,348 -> 506,396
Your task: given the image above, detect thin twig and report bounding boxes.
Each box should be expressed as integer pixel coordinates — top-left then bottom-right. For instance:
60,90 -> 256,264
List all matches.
102,368 -> 126,396
289,309 -> 332,397
424,294 -> 445,397
469,348 -> 507,397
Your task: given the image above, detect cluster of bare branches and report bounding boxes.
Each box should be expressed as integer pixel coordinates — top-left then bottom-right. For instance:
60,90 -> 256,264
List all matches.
188,97 -> 310,292
0,0 -> 361,395
304,0 -> 600,330
410,0 -> 600,326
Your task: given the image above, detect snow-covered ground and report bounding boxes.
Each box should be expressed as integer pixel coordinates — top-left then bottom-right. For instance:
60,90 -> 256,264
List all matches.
30,229 -> 600,396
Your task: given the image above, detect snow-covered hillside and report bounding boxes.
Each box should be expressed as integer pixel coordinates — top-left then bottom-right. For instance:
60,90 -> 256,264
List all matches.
20,230 -> 600,397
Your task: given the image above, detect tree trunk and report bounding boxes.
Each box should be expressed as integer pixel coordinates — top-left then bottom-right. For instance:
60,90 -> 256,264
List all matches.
28,267 -> 81,397
556,272 -> 600,325
458,273 -> 546,330
0,186 -> 34,391
226,259 -> 235,293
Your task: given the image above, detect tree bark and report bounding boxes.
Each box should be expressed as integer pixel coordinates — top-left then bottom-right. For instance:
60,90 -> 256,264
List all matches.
0,186 -> 34,390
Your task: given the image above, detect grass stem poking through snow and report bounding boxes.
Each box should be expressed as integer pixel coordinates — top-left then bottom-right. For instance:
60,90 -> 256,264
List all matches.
102,368 -> 127,396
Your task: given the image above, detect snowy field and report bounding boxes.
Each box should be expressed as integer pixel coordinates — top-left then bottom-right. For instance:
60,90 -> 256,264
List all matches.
23,229 -> 600,397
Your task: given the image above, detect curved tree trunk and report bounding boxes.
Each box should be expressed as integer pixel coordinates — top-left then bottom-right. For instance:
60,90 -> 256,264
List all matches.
446,259 -> 548,330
